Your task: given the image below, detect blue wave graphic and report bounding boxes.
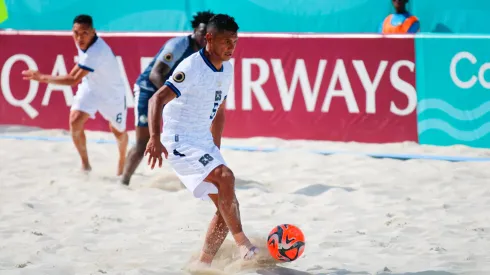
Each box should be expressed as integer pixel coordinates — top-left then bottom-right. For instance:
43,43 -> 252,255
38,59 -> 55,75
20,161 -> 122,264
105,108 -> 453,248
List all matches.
418,119 -> 490,142
418,99 -> 490,121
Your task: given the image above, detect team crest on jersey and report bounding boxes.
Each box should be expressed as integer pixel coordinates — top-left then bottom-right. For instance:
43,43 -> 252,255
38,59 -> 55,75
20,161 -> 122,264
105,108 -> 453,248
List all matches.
173,71 -> 185,83
164,53 -> 173,62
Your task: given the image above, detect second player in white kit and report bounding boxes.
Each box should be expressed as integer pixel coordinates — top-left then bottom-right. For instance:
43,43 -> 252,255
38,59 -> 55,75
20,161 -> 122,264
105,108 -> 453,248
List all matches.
22,14 -> 128,175
72,34 -> 127,133
144,14 -> 259,266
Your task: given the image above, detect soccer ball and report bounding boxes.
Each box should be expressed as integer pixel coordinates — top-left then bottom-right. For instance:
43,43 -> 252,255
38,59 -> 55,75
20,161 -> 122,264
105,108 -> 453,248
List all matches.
267,224 -> 305,262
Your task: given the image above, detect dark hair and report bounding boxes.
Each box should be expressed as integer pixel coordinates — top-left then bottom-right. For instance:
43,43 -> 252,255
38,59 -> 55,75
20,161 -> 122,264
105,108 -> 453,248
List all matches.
191,10 -> 215,29
73,14 -> 93,28
206,14 -> 239,34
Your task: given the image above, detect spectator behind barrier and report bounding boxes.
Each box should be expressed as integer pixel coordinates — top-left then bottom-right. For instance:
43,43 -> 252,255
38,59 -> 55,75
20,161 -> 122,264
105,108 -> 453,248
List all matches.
380,0 -> 419,34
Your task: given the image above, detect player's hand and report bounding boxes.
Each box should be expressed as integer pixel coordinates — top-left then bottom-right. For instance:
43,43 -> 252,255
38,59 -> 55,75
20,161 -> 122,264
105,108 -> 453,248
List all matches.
144,136 -> 168,169
21,70 -> 42,81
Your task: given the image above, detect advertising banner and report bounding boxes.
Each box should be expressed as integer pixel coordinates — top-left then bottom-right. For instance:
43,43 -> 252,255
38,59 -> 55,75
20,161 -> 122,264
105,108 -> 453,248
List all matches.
416,36 -> 490,148
0,32 -> 417,143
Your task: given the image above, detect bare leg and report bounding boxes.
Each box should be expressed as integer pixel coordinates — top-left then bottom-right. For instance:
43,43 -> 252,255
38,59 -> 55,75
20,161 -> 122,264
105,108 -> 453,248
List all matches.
69,110 -> 91,171
120,126 -> 149,185
199,194 -> 230,265
109,123 -> 128,176
205,165 -> 258,260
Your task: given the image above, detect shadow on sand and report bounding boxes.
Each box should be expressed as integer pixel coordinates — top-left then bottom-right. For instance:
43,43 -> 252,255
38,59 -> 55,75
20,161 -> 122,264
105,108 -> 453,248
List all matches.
292,184 -> 356,196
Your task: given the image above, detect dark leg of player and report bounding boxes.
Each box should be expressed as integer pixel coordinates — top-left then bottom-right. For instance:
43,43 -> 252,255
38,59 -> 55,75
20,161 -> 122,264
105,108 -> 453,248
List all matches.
120,126 -> 150,185
69,110 -> 91,171
205,165 -> 258,260
109,123 -> 128,176
199,194 -> 230,264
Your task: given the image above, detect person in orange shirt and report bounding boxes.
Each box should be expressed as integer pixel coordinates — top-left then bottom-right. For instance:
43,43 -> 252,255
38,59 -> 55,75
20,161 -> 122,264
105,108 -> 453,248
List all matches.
380,0 -> 420,34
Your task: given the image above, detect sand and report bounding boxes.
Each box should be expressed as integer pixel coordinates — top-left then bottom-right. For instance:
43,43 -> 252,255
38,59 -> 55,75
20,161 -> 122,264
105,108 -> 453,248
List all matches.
0,126 -> 489,275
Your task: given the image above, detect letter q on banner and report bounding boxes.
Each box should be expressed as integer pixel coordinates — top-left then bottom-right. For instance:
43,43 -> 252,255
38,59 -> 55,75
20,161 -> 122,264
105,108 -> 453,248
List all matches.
450,51 -> 490,89
1,54 -> 40,118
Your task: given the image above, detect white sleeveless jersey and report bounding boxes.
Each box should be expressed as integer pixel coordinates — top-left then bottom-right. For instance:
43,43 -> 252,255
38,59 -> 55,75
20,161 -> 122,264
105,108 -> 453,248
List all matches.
162,49 -> 233,144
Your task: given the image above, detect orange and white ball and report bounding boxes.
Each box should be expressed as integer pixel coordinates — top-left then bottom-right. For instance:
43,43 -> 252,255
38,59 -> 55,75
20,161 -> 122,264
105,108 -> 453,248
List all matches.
267,224 -> 305,262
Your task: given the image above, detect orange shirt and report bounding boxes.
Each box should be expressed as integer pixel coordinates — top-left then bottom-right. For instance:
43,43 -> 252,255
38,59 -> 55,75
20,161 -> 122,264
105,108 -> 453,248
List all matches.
381,14 -> 420,34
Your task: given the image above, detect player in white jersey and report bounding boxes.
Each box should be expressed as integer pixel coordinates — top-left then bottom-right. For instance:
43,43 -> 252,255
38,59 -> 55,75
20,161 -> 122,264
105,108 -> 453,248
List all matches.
144,14 -> 259,265
22,15 -> 128,175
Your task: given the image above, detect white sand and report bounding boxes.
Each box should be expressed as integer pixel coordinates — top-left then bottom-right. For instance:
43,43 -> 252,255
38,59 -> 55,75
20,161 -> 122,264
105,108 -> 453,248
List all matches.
1,126 -> 490,275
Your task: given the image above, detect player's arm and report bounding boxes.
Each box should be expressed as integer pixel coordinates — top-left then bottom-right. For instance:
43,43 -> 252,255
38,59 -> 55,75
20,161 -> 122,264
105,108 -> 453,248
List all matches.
146,84 -> 176,167
211,99 -> 226,149
149,61 -> 171,88
148,85 -> 177,139
149,59 -> 190,139
21,64 -> 89,86
149,38 -> 185,88
146,66 -> 187,166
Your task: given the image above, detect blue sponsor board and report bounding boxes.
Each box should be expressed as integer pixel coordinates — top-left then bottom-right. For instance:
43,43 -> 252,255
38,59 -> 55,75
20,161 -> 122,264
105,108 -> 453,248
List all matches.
416,35 -> 490,148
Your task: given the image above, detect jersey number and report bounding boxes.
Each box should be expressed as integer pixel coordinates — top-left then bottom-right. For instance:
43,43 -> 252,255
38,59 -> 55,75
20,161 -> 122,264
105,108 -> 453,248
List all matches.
209,90 -> 222,119
116,113 -> 123,123
199,154 -> 214,166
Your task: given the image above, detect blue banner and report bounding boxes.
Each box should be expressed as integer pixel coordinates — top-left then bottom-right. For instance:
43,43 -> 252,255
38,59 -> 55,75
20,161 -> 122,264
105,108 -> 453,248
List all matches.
0,0 -> 391,32
416,35 -> 490,148
1,0 -> 488,33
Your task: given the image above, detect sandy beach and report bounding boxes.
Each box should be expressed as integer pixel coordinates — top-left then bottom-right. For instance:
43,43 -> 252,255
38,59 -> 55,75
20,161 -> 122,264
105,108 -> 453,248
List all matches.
0,126 -> 489,275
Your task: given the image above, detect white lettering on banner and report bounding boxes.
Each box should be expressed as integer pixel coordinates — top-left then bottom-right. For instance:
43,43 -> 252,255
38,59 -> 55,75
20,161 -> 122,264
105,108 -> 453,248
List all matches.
238,58 -> 416,116
450,51 -> 490,89
226,58 -> 236,110
43,54 -> 73,106
2,53 -> 416,117
1,54 -> 40,118
116,56 -> 134,107
1,53 -> 141,119
242,58 -> 273,111
353,60 -> 388,114
322,59 -> 359,113
140,57 -> 153,73
390,60 -> 416,116
271,59 -> 327,112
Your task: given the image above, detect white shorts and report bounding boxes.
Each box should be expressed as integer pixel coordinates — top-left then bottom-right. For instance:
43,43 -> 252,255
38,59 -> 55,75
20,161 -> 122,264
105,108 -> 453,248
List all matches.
71,90 -> 127,132
164,138 -> 227,200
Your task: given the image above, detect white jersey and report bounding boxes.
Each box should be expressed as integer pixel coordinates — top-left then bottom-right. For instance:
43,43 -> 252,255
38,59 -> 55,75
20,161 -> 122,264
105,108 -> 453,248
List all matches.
71,35 -> 127,132
161,48 -> 233,144
76,35 -> 125,102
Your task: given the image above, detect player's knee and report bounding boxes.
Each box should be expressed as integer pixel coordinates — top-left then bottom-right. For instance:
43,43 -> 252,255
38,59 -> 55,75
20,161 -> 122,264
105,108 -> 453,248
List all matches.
215,166 -> 235,190
69,114 -> 85,133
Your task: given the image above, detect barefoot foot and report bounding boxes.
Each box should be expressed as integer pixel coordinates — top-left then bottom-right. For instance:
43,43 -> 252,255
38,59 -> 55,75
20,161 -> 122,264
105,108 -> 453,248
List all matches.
240,245 -> 259,260
82,163 -> 92,172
